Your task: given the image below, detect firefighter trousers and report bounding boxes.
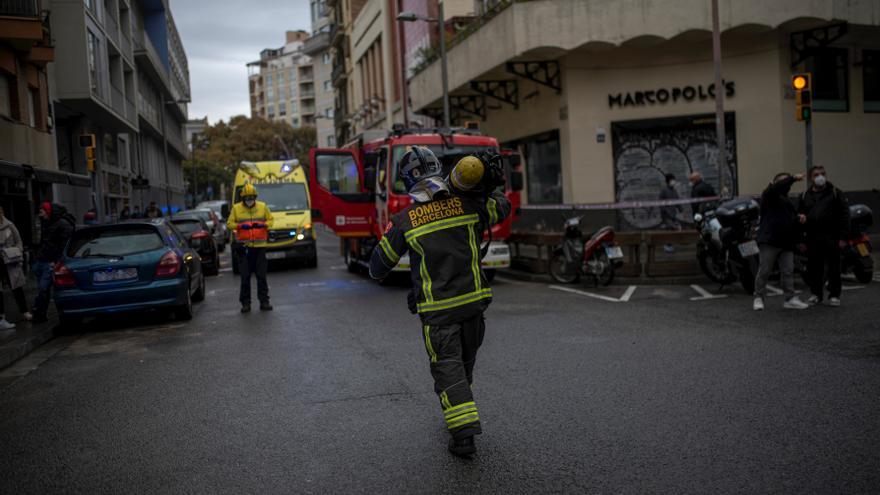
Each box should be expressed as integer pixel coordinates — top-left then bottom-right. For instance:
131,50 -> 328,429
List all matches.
239,246 -> 269,305
422,314 -> 485,439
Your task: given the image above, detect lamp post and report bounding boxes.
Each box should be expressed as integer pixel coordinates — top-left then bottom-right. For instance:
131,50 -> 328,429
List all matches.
711,0 -> 726,197
397,1 -> 450,128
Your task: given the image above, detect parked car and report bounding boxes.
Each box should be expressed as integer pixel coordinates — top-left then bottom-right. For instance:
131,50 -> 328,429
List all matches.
181,208 -> 226,252
53,218 -> 206,327
171,216 -> 220,276
197,200 -> 229,221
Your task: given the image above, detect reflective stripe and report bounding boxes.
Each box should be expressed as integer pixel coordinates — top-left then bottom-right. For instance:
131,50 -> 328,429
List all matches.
405,214 -> 480,241
443,401 -> 476,418
447,412 -> 480,429
409,239 -> 432,303
424,325 -> 437,363
487,198 -> 498,225
379,236 -> 399,263
417,288 -> 492,313
467,224 -> 481,292
446,408 -> 479,424
440,391 -> 452,409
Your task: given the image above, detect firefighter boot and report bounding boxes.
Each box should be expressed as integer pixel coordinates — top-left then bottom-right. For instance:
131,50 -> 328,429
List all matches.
448,435 -> 476,457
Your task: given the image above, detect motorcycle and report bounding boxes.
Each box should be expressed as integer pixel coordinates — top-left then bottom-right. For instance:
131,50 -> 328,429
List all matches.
694,197 -> 761,294
549,215 -> 624,286
795,203 -> 874,284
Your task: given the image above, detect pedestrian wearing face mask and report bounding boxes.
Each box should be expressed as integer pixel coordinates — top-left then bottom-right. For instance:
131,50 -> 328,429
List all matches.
227,183 -> 274,313
753,173 -> 809,311
797,166 -> 850,307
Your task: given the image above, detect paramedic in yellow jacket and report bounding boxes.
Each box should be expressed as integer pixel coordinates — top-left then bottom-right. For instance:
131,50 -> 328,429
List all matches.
227,183 -> 274,313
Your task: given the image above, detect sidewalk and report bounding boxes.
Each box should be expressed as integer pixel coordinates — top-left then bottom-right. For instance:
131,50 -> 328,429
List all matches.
0,282 -> 58,371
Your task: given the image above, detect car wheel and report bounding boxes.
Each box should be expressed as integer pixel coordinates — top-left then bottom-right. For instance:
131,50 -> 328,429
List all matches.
177,281 -> 194,320
192,273 -> 206,302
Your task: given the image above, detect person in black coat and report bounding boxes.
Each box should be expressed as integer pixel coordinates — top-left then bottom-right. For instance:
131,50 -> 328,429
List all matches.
797,165 -> 850,306
32,202 -> 76,323
752,173 -> 809,311
689,172 -> 718,215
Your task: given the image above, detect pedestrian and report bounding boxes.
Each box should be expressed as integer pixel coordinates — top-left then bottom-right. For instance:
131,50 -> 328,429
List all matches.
226,183 -> 273,313
369,148 -> 510,457
132,205 -> 142,219
797,165 -> 850,307
119,206 -> 131,220
689,171 -> 718,215
658,173 -> 683,230
32,202 -> 75,324
83,207 -> 98,225
753,173 -> 810,311
145,201 -> 163,219
0,207 -> 31,329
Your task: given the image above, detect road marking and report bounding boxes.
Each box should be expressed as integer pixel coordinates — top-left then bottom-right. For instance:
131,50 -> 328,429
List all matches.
765,285 -> 802,297
298,281 -> 327,287
329,265 -> 347,270
689,284 -> 728,301
841,285 -> 864,291
219,267 -> 232,273
548,285 -> 637,303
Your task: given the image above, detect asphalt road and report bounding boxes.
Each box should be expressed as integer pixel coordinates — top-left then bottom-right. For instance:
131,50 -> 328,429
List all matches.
1,232 -> 878,494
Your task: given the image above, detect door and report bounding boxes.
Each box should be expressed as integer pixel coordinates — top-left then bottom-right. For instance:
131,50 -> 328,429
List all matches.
308,148 -> 375,237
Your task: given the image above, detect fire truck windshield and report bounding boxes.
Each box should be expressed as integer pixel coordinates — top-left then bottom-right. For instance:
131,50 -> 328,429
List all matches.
390,145 -> 498,193
235,183 -> 309,211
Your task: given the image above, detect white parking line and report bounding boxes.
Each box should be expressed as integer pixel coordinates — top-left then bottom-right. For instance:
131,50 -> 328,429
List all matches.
765,284 -> 802,297
841,285 -> 865,291
548,285 -> 637,303
219,267 -> 232,273
689,284 -> 728,301
298,281 -> 327,287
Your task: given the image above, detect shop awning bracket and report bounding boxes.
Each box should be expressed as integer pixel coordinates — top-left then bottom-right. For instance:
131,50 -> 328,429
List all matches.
469,80 -> 518,109
450,95 -> 487,120
790,22 -> 848,68
505,61 -> 560,93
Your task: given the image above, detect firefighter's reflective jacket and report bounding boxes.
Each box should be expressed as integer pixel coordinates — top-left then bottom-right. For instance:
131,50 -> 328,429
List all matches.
369,191 -> 511,325
227,200 -> 274,248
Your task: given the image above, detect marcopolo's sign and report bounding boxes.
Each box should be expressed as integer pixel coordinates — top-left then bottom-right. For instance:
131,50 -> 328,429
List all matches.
609,81 -> 735,109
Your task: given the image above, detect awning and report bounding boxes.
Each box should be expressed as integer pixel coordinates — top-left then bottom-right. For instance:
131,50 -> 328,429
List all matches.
0,160 -> 26,179
33,167 -> 69,184
66,173 -> 91,187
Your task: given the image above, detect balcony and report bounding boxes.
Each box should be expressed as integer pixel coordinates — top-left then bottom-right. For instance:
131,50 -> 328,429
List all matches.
302,30 -> 330,56
105,12 -> 119,47
330,22 -> 346,48
0,0 -> 43,43
0,0 -> 37,16
300,90 -> 315,100
331,63 -> 347,87
134,34 -> 171,93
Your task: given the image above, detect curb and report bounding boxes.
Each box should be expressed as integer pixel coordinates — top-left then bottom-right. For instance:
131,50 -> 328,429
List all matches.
0,317 -> 58,371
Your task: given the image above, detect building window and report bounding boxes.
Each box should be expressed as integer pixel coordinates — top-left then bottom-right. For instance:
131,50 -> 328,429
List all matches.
326,135 -> 336,147
325,107 -> 333,118
0,75 -> 11,118
292,116 -> 299,127
87,30 -> 100,95
290,101 -> 298,113
289,85 -> 297,99
268,105 -> 275,118
279,101 -> 287,116
289,68 -> 296,83
864,50 -> 880,113
266,73 -> 273,86
507,130 -> 562,205
323,80 -> 332,92
27,88 -> 37,127
267,86 -> 275,101
806,47 -> 848,112
323,53 -> 331,65
84,0 -> 96,14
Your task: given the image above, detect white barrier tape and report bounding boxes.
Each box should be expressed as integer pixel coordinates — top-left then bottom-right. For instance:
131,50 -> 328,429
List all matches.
520,196 -> 721,211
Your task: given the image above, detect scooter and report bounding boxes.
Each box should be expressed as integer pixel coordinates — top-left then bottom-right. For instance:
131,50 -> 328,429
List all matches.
549,215 -> 624,286
693,197 -> 761,294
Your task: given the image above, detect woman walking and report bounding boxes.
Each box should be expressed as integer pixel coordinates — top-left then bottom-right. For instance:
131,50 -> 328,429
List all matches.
0,207 -> 31,329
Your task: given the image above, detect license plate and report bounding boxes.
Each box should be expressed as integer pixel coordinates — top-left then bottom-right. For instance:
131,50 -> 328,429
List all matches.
605,246 -> 624,259
93,267 -> 137,282
266,251 -> 286,260
856,243 -> 869,257
738,240 -> 759,257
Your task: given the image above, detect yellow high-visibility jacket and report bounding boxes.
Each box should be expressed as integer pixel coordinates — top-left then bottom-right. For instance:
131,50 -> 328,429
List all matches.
227,200 -> 274,248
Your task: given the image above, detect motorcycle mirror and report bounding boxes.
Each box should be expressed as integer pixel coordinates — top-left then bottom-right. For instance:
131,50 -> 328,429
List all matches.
694,213 -> 703,223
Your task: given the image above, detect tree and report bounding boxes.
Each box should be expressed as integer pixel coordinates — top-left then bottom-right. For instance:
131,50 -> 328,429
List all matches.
184,115 -> 317,204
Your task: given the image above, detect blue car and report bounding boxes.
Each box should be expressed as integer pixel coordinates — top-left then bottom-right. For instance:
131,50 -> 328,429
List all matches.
54,218 -> 206,327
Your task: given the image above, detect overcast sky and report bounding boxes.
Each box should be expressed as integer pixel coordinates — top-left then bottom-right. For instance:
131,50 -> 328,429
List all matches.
173,0 -> 311,124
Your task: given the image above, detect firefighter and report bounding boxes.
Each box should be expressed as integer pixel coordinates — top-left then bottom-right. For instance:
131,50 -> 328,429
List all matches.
227,183 -> 274,313
369,147 -> 510,457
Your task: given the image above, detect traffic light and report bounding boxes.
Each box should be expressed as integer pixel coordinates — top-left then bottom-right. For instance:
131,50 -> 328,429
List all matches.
79,134 -> 96,172
792,73 -> 812,122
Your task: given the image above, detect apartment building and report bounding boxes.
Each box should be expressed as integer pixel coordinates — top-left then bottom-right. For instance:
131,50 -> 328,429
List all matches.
303,0 -> 336,147
248,30 -> 325,135
50,0 -> 190,220
407,0 -> 880,227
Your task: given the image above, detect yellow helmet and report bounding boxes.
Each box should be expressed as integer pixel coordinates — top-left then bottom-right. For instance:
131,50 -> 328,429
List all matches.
241,183 -> 258,199
450,155 -> 485,191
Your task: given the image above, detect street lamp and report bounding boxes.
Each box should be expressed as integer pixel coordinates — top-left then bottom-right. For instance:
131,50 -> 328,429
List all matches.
397,1 -> 450,128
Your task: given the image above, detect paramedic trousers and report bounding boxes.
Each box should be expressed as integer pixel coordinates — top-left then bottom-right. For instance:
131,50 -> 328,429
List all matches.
422,314 -> 486,440
239,246 -> 269,305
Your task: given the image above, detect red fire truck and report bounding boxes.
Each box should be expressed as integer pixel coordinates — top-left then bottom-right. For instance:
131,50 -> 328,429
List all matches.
308,126 -> 523,279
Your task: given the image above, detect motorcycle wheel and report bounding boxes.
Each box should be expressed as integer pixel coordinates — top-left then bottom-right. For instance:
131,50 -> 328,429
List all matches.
738,256 -> 759,295
592,251 -> 615,287
853,265 -> 873,284
549,249 -> 579,284
697,249 -> 736,285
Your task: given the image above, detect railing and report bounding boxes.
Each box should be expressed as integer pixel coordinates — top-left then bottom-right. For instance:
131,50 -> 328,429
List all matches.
300,90 -> 315,99
302,31 -> 330,56
0,0 -> 38,16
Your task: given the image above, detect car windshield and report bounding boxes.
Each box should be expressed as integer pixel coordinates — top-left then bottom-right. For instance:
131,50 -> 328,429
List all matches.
171,220 -> 203,236
390,145 -> 498,193
236,183 -> 308,211
67,225 -> 165,257
196,202 -> 225,217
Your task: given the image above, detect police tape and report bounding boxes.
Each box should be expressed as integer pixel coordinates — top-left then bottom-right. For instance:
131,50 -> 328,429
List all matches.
519,196 -> 721,211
